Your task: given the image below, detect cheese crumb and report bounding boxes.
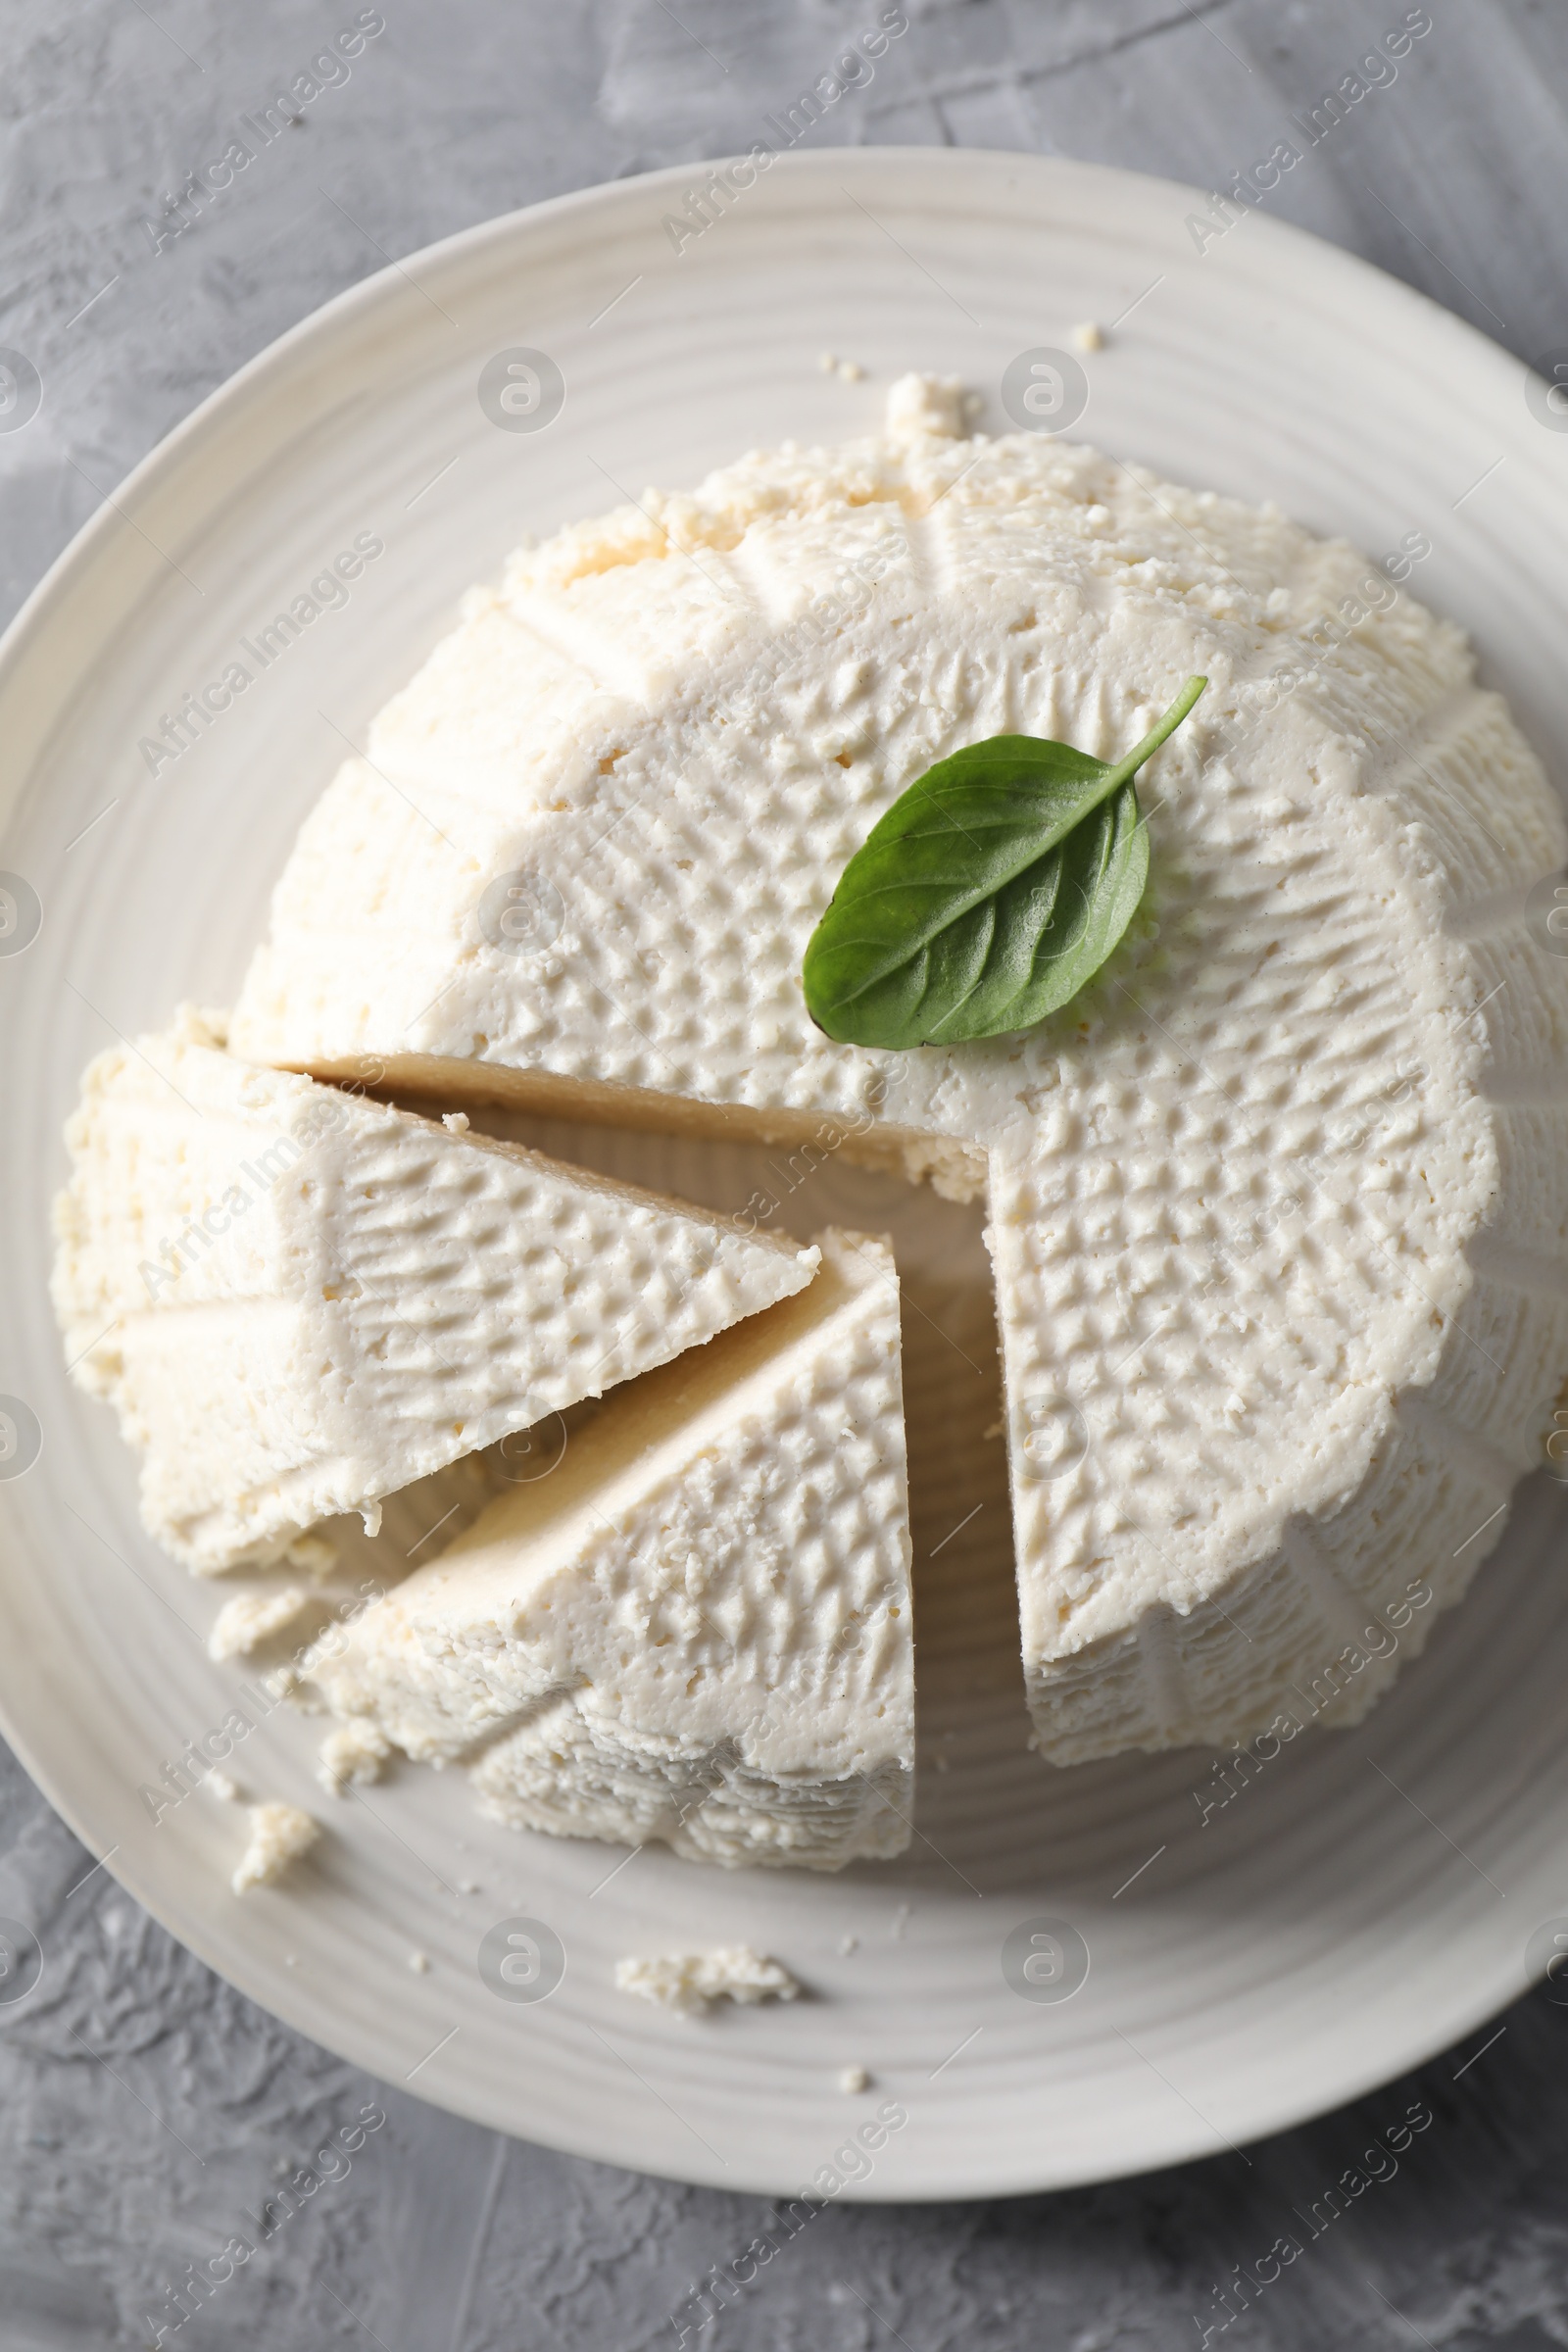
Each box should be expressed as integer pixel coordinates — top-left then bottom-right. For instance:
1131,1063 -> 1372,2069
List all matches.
838,1935 -> 858,1956
884,371 -> 967,444
441,1111 -> 470,1134
838,359 -> 865,382
360,1500 -> 383,1539
838,2065 -> 871,2094
409,1951 -> 431,1974
317,1720 -> 392,1793
207,1587 -> 309,1662
231,1801 -> 318,1895
205,1770 -> 239,1803
1073,320 -> 1105,352
613,1946 -> 800,2015
818,351 -> 839,372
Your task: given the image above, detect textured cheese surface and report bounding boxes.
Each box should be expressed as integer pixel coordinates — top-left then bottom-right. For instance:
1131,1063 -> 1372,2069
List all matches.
309,1230 -> 914,1869
232,379 -> 1568,1760
51,1008 -> 816,1573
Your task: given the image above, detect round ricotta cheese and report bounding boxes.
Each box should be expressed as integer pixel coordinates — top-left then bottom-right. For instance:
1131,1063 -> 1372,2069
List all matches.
232,379 -> 1568,1763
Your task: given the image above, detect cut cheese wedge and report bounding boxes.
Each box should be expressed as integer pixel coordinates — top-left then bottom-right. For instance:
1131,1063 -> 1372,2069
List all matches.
51,1008 -> 817,1574
232,376 -> 1568,1762
307,1230 -> 913,1870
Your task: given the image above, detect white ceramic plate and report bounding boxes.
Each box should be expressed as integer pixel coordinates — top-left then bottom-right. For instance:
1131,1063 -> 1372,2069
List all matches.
3,151 -> 1565,2201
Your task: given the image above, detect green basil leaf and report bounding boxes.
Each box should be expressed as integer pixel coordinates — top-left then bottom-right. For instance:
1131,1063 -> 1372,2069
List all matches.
803,675 -> 1206,1049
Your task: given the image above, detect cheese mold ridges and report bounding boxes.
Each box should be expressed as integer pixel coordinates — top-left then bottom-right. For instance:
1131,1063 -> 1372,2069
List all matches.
231,378 -> 1568,1760
306,1229 -> 914,1870
51,1008 -> 817,1574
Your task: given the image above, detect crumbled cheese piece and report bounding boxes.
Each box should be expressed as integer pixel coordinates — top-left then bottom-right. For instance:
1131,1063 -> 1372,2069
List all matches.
883,370 -> 966,442
818,351 -> 839,372
207,1586 -> 310,1662
408,1951 -> 431,1974
838,1935 -> 858,1956
1073,320 -> 1104,351
205,1770 -> 239,1803
231,1801 -> 318,1894
441,1111 -> 470,1133
838,2065 -> 871,2094
317,1720 -> 392,1793
838,359 -> 865,382
613,1946 -> 800,2015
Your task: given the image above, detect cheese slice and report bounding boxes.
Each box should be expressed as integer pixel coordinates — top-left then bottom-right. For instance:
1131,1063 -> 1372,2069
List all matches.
307,1230 -> 913,1870
51,1008 -> 817,1574
232,377 -> 1568,1762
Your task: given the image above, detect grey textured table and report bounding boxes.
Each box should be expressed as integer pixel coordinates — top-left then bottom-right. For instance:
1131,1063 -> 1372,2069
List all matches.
4,3 -> 1567,2345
